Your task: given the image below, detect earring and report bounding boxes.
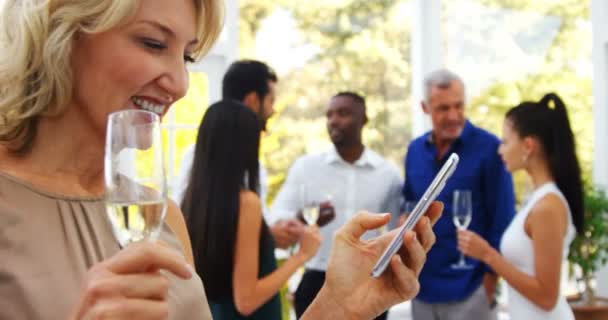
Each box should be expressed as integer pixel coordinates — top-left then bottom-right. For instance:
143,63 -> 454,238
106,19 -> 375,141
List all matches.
522,153 -> 529,164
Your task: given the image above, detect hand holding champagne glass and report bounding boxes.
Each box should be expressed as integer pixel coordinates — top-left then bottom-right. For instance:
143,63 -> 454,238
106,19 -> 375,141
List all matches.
451,189 -> 473,269
104,110 -> 167,247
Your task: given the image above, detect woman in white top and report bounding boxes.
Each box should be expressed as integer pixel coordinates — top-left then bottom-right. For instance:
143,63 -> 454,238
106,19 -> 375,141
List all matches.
457,93 -> 583,319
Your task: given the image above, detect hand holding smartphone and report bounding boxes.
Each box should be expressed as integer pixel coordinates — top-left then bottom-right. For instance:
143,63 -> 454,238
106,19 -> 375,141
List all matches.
371,153 -> 459,278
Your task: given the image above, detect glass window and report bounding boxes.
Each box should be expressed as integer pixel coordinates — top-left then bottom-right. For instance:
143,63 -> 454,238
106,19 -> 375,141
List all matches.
162,72 -> 209,183
443,0 -> 592,176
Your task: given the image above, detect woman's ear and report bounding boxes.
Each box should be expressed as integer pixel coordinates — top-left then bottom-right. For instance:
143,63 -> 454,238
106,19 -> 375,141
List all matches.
522,136 -> 538,159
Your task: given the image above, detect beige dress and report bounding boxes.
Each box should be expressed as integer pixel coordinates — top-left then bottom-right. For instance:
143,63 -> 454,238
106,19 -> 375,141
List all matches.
0,173 -> 212,320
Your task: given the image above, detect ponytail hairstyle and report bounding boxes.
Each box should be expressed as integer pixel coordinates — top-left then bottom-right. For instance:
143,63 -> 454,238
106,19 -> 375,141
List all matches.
505,93 -> 584,234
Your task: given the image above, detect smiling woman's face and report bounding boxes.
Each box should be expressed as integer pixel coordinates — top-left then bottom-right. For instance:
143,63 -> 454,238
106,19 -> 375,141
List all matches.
70,0 -> 198,139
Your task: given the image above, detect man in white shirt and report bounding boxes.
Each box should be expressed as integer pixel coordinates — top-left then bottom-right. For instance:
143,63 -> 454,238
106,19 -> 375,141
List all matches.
270,92 -> 402,320
171,60 -> 304,249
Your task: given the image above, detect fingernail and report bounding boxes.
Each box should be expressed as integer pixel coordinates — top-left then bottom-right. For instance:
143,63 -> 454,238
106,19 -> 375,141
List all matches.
184,263 -> 194,278
394,255 -> 403,264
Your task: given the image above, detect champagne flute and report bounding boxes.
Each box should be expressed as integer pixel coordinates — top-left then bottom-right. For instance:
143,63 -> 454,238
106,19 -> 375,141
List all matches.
104,110 -> 167,247
451,189 -> 473,269
300,184 -> 319,226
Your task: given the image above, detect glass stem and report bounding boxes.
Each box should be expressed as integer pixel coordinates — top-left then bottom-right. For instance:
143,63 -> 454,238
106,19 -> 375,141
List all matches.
459,252 -> 466,265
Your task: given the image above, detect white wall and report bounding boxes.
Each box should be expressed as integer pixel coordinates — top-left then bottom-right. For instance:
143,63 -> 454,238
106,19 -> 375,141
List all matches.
189,0 -> 240,105
591,0 -> 608,297
410,0 -> 442,137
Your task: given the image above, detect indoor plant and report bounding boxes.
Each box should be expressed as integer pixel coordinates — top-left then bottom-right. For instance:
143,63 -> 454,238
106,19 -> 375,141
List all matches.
568,185 -> 608,320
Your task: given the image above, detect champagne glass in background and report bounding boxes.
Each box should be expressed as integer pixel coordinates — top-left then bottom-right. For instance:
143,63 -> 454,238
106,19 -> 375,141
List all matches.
318,189 -> 336,226
104,110 -> 167,247
300,184 -> 319,226
451,189 -> 473,270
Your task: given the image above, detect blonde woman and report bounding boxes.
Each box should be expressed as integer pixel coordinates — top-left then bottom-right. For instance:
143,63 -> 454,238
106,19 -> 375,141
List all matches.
0,0 -> 221,319
0,1 -> 442,319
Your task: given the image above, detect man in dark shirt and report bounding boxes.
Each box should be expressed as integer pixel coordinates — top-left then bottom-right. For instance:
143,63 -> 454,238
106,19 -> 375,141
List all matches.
403,69 -> 515,320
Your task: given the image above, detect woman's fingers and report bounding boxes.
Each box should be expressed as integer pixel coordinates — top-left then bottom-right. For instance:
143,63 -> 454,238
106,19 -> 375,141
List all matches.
84,298 -> 169,320
388,255 -> 420,300
425,201 -> 444,226
457,230 -> 471,253
413,216 -> 436,253
398,231 -> 427,276
86,271 -> 170,300
71,242 -> 193,320
337,212 -> 390,240
103,242 -> 191,279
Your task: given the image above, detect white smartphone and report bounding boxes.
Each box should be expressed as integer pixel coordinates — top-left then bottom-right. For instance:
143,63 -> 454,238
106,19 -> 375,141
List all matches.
371,153 -> 459,278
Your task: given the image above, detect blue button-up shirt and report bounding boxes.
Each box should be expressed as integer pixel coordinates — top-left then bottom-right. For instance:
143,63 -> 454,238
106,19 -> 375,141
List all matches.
403,120 -> 515,303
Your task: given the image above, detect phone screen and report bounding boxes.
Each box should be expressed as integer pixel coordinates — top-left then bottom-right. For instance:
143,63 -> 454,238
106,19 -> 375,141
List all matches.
370,153 -> 459,278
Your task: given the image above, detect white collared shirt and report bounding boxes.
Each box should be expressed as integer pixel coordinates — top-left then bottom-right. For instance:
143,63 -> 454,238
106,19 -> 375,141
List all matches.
269,147 -> 402,271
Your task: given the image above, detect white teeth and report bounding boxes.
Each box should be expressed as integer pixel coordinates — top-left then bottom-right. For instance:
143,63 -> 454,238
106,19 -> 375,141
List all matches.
132,97 -> 165,115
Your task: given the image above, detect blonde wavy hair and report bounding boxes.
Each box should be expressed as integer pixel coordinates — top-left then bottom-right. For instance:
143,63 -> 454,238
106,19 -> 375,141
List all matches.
0,0 -> 223,153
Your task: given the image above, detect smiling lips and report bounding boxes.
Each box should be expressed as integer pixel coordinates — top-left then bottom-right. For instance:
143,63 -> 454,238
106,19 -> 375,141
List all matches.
329,128 -> 343,139
131,96 -> 168,115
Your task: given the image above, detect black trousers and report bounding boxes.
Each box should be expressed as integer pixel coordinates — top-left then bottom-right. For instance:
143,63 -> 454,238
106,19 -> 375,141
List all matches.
294,269 -> 388,320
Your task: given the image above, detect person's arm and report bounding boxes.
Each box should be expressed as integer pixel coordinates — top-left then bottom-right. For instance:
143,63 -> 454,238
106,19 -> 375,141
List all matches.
458,195 -> 568,311
267,159 -> 304,225
267,159 -> 307,248
165,199 -> 194,265
385,168 -> 403,229
269,219 -> 304,249
232,191 -> 321,316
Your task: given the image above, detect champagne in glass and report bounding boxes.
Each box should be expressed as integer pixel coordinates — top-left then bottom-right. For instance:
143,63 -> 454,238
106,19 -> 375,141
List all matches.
105,201 -> 166,244
300,184 -> 319,226
452,212 -> 472,230
451,189 -> 473,269
302,206 -> 320,226
104,110 -> 167,247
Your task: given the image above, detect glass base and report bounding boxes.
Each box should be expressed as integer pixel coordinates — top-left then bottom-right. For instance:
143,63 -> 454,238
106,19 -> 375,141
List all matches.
451,262 -> 474,270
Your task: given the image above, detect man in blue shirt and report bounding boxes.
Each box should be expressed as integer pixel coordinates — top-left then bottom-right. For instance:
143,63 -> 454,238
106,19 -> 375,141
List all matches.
403,69 -> 515,320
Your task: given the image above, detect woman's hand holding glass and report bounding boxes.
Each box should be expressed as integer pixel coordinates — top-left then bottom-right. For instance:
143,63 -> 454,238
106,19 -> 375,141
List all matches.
69,242 -> 192,320
457,229 -> 495,263
69,109 -> 193,319
294,225 -> 323,261
298,184 -> 336,227
451,190 -> 474,269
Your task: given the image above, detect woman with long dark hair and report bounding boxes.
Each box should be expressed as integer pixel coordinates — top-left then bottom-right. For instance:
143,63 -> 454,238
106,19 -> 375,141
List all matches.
457,93 -> 582,319
182,100 -> 322,319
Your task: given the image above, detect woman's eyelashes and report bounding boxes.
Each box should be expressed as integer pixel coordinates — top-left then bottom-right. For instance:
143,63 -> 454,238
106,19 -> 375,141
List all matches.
139,37 -> 195,63
140,37 -> 167,50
